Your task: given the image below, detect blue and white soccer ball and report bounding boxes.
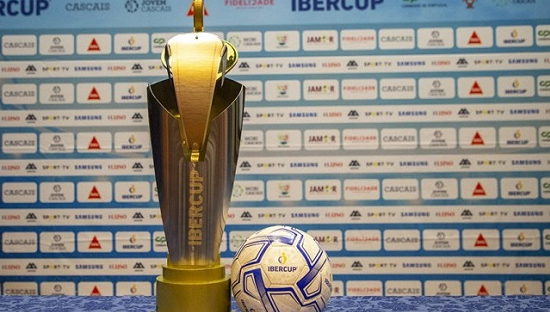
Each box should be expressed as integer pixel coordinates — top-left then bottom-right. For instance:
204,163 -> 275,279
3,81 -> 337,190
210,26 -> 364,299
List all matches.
231,225 -> 332,312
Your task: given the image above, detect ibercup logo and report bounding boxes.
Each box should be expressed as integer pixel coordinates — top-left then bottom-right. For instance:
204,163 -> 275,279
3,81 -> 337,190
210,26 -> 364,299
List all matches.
277,84 -> 288,96
464,0 -> 476,8
188,168 -> 204,246
520,284 -> 528,294
278,183 -> 290,196
130,234 -> 138,244
277,35 -> 288,46
278,253 -> 288,265
278,133 -> 289,146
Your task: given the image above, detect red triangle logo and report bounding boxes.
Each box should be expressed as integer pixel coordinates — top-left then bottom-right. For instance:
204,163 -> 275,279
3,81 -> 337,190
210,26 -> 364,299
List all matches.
473,183 -> 486,196
477,285 -> 489,296
471,132 -> 485,145
187,1 -> 209,16
474,233 -> 488,247
88,38 -> 101,51
88,186 -> 102,199
469,81 -> 483,95
90,285 -> 102,296
468,31 -> 482,45
88,87 -> 101,100
88,137 -> 101,150
89,236 -> 102,249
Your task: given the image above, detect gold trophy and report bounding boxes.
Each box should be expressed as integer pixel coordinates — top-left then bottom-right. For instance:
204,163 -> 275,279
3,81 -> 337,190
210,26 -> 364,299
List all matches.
147,1 -> 244,311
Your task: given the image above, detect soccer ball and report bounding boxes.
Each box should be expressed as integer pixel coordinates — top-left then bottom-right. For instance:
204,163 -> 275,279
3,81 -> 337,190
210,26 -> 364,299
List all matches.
231,225 -> 332,312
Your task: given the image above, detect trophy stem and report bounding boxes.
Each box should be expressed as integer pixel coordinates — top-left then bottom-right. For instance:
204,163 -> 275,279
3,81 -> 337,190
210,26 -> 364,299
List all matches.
193,0 -> 204,32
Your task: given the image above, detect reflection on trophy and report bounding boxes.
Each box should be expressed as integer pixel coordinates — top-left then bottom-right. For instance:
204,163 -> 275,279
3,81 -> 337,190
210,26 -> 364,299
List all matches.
147,1 -> 244,311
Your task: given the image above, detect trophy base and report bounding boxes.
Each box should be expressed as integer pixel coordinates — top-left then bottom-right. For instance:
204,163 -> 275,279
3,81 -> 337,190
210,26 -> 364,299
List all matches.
156,261 -> 230,312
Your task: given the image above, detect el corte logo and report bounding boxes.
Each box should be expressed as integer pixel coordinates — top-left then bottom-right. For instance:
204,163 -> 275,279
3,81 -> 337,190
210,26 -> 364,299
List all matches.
0,0 -> 50,16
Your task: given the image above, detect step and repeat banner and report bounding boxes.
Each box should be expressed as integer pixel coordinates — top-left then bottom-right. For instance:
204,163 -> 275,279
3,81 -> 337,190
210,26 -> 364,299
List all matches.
1,0 -> 550,297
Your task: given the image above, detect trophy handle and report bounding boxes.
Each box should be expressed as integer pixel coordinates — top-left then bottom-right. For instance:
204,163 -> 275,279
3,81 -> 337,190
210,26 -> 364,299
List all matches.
161,42 -> 238,81
160,1 -> 238,80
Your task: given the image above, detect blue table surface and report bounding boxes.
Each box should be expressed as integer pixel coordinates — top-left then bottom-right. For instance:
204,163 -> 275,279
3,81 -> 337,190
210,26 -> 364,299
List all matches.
0,296 -> 550,312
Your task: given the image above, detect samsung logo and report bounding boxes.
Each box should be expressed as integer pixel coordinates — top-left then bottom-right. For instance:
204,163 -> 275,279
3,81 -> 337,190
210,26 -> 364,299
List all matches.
509,109 -> 539,115
74,66 -> 102,71
289,112 -> 317,118
401,212 -> 429,217
402,263 -> 431,268
513,211 -> 543,216
290,212 -> 319,218
75,264 -> 103,270
398,111 -> 426,116
74,215 -> 102,219
515,263 -> 545,268
288,63 -> 316,68
290,162 -> 318,168
509,58 -> 537,64
75,165 -> 102,170
399,161 -> 427,167
511,160 -> 541,166
75,115 -> 102,121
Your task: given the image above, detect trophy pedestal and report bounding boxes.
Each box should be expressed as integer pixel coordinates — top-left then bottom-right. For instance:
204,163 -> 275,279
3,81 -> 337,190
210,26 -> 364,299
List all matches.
156,260 -> 230,312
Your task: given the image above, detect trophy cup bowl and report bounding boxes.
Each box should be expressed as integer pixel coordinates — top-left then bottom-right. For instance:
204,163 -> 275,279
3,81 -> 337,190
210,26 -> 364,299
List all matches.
147,1 -> 244,311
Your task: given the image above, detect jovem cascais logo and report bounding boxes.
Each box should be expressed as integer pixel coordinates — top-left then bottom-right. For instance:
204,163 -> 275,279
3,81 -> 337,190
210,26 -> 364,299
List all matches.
125,0 -> 171,13
0,0 -> 50,16
125,0 -> 138,12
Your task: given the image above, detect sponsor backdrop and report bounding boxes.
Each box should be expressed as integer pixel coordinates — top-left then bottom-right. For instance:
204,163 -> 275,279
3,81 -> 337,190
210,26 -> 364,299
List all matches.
1,0 -> 550,298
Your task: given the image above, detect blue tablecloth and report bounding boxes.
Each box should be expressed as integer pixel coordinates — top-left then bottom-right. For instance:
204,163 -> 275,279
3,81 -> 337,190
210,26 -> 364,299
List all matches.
0,296 -> 549,312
